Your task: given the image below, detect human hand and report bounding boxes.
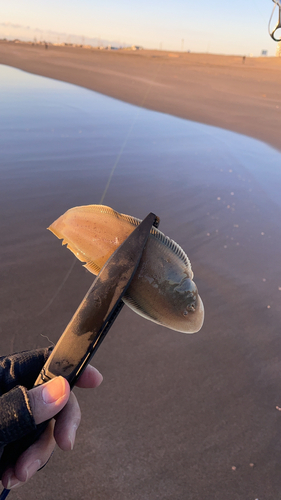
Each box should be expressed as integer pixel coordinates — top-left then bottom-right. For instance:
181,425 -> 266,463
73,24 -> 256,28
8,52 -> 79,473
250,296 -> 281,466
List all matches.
1,365 -> 103,490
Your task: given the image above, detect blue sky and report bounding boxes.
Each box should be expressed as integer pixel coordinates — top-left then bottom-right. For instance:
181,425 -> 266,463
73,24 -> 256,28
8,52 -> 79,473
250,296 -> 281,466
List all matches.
1,0 -> 279,56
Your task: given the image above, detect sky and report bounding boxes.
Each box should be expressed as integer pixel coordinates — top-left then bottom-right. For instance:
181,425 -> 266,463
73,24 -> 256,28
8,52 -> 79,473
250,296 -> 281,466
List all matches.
1,0 -> 280,57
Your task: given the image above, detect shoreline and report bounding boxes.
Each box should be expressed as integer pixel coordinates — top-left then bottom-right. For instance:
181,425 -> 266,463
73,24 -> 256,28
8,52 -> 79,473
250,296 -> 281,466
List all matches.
0,40 -> 280,151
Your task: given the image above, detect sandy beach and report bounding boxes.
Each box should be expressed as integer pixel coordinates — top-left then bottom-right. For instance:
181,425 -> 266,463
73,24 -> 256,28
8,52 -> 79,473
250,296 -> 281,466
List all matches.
0,40 -> 281,151
1,41 -> 281,500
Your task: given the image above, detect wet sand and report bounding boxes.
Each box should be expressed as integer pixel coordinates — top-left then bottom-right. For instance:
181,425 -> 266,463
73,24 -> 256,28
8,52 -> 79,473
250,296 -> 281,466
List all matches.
0,40 -> 281,151
1,48 -> 281,500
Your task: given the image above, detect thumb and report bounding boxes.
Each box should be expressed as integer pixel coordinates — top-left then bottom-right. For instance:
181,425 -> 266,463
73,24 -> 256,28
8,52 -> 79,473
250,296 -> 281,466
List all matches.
28,376 -> 70,425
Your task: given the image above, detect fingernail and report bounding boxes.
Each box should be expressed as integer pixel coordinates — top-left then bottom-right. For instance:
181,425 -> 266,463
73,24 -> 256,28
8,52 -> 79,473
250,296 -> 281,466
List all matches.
25,460 -> 41,481
6,475 -> 22,490
42,376 -> 65,404
69,424 -> 78,450
95,369 -> 103,385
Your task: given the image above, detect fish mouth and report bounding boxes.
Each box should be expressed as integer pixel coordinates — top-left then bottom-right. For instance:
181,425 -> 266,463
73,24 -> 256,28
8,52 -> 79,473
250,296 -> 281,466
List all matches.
190,294 -> 204,333
181,292 -> 204,333
185,291 -> 198,313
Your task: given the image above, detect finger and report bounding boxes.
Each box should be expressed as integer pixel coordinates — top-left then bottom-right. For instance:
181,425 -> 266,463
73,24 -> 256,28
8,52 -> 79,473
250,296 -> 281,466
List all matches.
75,365 -> 103,388
15,420 -> 55,483
28,376 -> 70,425
1,467 -> 23,490
54,392 -> 81,451
1,371 -> 102,488
2,421 -> 56,487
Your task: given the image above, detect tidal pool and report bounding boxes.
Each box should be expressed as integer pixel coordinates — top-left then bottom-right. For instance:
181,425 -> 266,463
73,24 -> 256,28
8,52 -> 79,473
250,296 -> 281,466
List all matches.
1,63 -> 281,210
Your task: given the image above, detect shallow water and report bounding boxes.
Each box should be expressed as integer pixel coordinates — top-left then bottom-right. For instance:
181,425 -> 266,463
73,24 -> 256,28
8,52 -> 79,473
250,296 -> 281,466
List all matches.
1,64 -> 281,500
1,63 -> 281,209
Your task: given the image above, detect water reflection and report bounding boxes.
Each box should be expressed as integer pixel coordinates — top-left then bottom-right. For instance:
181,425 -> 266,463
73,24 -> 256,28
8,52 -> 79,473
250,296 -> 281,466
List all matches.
1,63 -> 281,205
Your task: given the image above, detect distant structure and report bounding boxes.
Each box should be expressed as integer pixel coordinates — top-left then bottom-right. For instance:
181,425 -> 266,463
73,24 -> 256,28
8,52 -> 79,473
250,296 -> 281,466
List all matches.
261,49 -> 268,56
5,38 -> 143,52
276,41 -> 281,56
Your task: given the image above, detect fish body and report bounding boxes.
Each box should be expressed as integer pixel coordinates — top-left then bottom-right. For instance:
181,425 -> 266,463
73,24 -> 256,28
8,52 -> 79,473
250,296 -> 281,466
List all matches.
49,205 -> 204,333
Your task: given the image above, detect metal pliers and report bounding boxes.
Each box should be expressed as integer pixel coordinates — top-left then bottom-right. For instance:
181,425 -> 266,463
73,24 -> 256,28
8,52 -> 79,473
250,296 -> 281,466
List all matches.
0,211 -> 159,498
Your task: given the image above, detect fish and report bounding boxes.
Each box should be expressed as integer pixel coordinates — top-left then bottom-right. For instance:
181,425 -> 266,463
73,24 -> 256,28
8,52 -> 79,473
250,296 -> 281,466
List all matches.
48,205 -> 204,334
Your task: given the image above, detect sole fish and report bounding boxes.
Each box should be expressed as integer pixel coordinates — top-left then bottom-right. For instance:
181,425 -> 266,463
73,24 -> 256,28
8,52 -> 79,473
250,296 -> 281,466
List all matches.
49,205 -> 204,333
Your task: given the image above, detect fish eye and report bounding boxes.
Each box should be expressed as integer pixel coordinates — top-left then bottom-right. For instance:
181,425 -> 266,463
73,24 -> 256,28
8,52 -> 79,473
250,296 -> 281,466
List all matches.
187,303 -> 196,312
183,302 -> 196,317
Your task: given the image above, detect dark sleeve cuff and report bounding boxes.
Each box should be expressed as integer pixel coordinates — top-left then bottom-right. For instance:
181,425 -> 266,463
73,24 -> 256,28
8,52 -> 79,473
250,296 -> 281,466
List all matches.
0,385 -> 36,446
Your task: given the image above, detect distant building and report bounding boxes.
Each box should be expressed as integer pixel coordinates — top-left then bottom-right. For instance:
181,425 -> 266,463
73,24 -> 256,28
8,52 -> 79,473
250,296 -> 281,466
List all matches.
261,50 -> 268,56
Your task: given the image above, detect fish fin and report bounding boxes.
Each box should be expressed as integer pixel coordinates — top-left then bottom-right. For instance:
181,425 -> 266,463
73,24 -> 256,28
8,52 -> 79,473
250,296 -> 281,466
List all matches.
76,204 -> 119,215
102,206 -> 192,276
153,230 -> 191,268
81,207 -> 192,273
64,242 -> 90,266
123,295 -> 161,326
83,260 -> 100,276
82,204 -> 141,226
120,213 -> 141,227
120,210 -> 191,272
150,230 -> 193,278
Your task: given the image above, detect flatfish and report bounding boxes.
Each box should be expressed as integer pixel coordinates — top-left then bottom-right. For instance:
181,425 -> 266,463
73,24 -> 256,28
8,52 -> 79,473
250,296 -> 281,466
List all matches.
49,205 -> 204,333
